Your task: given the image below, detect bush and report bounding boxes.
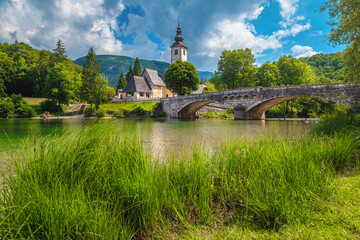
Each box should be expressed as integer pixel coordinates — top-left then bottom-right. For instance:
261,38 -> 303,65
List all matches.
84,107 -> 95,117
40,100 -> 62,113
15,103 -> 36,118
158,110 -> 166,117
0,101 -> 14,118
112,110 -> 124,118
94,109 -> 105,118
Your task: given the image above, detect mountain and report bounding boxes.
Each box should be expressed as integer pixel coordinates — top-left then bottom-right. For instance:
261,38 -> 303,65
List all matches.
73,55 -> 213,88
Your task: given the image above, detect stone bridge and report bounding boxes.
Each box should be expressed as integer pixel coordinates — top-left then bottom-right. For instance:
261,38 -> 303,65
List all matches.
160,83 -> 360,120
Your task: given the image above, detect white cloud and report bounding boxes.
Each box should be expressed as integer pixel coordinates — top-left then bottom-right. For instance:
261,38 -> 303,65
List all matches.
276,0 -> 299,24
0,0 -> 125,59
291,44 -> 319,58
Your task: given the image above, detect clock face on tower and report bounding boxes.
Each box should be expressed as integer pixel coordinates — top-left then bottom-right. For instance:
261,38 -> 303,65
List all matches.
170,22 -> 188,64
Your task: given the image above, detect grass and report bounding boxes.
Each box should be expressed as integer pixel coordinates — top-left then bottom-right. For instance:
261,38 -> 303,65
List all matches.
200,108 -> 234,119
99,102 -> 160,117
23,98 -> 47,106
0,120 -> 359,239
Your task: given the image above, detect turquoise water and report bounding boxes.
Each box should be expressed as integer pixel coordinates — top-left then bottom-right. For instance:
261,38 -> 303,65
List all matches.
0,118 -> 314,173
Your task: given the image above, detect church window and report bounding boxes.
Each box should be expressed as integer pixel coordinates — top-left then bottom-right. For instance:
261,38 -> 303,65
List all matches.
174,49 -> 178,55
183,49 -> 186,55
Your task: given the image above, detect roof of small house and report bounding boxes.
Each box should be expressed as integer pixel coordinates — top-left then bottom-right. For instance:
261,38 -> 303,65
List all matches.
143,68 -> 166,87
122,76 -> 152,93
191,84 -> 208,95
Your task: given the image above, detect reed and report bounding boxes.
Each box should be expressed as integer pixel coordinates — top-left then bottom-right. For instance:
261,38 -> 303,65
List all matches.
0,122 -> 358,239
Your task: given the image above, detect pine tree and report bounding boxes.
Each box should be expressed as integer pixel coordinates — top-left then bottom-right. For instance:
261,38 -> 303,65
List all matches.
80,47 -> 107,108
126,65 -> 133,83
133,57 -> 142,76
52,39 -> 67,62
117,70 -> 127,90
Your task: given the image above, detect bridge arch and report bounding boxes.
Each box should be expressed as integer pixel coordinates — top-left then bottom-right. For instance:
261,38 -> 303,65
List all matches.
244,94 -> 351,120
178,100 -> 233,118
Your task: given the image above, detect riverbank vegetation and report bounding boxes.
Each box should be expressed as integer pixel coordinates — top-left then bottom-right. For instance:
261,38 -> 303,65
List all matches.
83,102 -> 161,118
200,108 -> 234,119
1,109 -> 359,239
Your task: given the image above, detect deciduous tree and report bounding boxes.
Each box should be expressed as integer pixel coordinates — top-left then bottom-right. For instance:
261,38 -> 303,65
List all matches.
320,0 -> 360,82
213,48 -> 257,90
164,59 -> 200,95
255,62 -> 280,87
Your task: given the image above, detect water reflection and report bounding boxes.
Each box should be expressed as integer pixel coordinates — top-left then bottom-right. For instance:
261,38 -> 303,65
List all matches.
0,118 -> 314,165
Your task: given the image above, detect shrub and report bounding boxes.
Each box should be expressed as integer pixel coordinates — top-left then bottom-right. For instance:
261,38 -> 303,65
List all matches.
40,100 -> 62,113
112,110 -> 124,118
158,110 -> 166,117
0,101 -> 14,118
15,103 -> 36,118
84,107 -> 95,117
94,109 -> 105,117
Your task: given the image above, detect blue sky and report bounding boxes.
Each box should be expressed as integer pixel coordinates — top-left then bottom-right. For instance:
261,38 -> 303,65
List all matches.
0,0 -> 345,72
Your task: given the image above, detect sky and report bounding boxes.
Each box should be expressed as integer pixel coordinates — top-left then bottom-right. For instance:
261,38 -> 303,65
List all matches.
0,0 -> 346,72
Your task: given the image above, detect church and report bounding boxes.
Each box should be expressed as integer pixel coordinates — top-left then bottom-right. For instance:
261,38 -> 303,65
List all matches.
116,22 -> 206,101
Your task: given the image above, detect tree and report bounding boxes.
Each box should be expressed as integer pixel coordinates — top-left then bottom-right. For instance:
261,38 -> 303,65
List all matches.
320,0 -> 360,82
117,70 -> 127,90
52,39 -> 67,62
276,55 -> 315,86
126,65 -> 133,84
80,47 -> 108,109
213,48 -> 257,90
43,62 -> 75,106
133,57 -> 142,76
164,59 -> 200,95
255,62 -> 280,87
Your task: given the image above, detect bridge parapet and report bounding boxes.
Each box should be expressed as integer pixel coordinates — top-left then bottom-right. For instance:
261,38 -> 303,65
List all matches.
160,83 -> 360,119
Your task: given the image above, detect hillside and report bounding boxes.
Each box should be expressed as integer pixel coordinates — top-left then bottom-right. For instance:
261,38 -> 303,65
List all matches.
73,55 -> 213,88
299,52 -> 344,81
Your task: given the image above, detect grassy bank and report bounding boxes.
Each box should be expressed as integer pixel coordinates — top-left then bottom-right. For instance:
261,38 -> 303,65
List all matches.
0,117 -> 359,238
200,108 -> 234,119
96,102 -> 161,118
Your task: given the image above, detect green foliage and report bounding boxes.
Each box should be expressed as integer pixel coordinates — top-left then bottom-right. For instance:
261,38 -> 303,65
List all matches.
94,108 -> 105,117
103,86 -> 116,103
276,55 -> 316,86
52,39 -> 67,62
133,57 -> 142,76
202,81 -> 217,93
255,61 -> 280,87
15,103 -> 36,118
84,106 -> 95,117
299,52 -> 344,82
125,65 -> 133,84
1,124 -> 358,238
43,62 -> 76,106
40,100 -> 62,113
0,100 -> 14,117
116,70 -> 127,90
212,48 -> 257,90
200,108 -> 234,119
320,0 -> 360,82
164,59 -> 200,95
0,41 -> 82,98
112,110 -> 125,118
100,102 -> 159,117
81,48 -> 108,108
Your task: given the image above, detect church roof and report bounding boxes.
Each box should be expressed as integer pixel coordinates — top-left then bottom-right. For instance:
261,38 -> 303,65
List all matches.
122,76 -> 152,93
171,22 -> 187,49
143,68 -> 166,87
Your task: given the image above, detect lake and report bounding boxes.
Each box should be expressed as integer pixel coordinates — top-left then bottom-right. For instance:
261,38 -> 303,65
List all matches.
0,118 -> 314,173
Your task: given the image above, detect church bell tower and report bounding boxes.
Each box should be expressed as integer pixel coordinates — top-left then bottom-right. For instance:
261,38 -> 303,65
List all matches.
170,22 -> 188,64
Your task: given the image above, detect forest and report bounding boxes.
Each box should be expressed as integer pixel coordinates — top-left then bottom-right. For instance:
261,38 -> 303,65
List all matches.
0,40 -> 354,118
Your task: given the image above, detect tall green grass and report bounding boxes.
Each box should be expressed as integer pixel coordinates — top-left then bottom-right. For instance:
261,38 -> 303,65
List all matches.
0,124 -> 358,239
